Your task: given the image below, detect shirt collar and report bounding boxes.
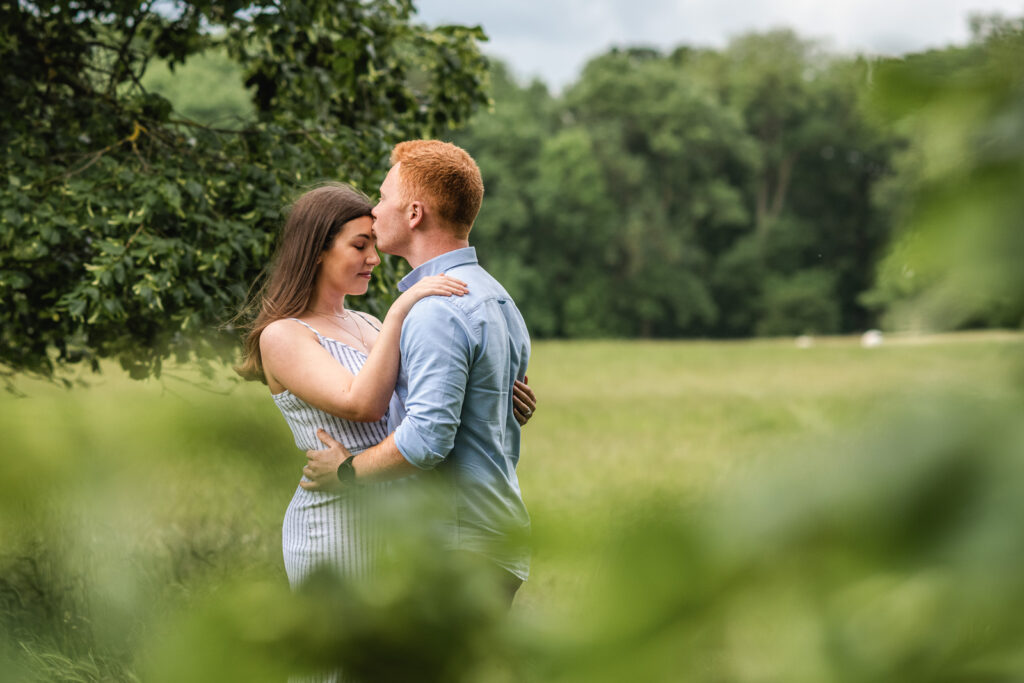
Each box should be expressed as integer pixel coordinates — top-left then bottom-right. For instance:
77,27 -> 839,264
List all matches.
397,247 -> 478,292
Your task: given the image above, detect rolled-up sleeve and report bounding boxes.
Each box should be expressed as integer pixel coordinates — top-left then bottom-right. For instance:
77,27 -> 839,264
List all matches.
393,297 -> 475,470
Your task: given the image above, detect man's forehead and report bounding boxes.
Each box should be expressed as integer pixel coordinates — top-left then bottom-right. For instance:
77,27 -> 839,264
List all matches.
381,163 -> 401,189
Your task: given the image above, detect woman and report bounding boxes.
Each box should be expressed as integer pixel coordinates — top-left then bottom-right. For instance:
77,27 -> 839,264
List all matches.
236,183 -> 535,587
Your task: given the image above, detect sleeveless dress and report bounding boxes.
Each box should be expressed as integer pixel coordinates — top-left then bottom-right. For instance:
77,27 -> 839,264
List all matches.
272,317 -> 391,587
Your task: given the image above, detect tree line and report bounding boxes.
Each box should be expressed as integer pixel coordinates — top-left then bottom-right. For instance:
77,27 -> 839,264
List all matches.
458,17 -> 1024,340
455,33 -> 899,339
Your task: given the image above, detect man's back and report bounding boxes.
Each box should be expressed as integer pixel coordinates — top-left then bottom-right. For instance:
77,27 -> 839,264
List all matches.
390,247 -> 531,580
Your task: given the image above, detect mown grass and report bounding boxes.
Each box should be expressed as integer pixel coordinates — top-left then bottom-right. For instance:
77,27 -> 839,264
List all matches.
1,332 -> 1022,681
517,334 -> 1024,615
521,333 -> 1022,506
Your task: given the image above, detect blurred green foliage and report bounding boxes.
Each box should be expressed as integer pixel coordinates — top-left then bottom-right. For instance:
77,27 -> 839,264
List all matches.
0,0 -> 489,384
4,8 -> 1024,683
2,333 -> 1022,681
863,15 -> 1024,331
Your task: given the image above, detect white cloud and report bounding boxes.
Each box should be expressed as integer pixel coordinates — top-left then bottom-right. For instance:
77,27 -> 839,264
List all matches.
413,0 -> 1024,89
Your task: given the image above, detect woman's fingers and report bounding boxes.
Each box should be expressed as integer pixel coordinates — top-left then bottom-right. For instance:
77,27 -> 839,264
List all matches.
432,274 -> 468,288
513,380 -> 536,413
512,379 -> 536,426
437,273 -> 467,284
417,274 -> 468,296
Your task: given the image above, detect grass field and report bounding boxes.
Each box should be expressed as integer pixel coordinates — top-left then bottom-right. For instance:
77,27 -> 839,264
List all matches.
1,332 -> 1022,681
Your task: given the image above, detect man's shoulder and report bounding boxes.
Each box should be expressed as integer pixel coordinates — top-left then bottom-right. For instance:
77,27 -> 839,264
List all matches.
406,291 -> 464,318
400,296 -> 476,361
402,261 -> 523,336
404,293 -> 474,338
447,262 -> 515,301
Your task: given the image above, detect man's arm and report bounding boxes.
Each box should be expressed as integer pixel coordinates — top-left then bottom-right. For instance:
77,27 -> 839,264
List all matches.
301,430 -> 417,490
389,297 -> 473,468
301,372 -> 536,489
301,297 -> 474,490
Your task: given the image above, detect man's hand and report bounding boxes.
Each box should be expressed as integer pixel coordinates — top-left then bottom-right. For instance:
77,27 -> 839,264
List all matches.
513,377 -> 537,426
300,429 -> 353,491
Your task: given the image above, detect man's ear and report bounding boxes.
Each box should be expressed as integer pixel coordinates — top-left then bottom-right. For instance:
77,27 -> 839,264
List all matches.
408,201 -> 425,229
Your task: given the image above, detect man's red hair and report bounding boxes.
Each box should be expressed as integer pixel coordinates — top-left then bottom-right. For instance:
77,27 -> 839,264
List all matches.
390,140 -> 484,239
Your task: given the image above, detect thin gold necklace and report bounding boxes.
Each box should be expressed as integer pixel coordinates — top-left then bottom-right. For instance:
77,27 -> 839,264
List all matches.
308,307 -> 351,320
308,309 -> 368,350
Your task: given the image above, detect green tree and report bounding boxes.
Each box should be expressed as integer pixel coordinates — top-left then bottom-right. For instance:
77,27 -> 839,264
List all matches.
458,41 -> 898,340
700,31 -> 899,335
450,63 -> 565,334
756,268 -> 840,336
0,0 -> 488,384
556,48 -> 750,337
528,126 -> 623,337
141,47 -> 255,127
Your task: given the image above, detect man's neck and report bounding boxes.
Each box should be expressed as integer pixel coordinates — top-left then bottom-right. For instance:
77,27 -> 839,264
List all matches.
404,236 -> 471,270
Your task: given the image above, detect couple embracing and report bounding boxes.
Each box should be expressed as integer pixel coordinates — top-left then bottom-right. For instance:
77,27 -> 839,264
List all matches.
237,141 -> 535,612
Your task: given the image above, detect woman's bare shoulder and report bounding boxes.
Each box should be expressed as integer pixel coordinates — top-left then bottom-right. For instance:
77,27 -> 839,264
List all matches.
260,318 -> 316,352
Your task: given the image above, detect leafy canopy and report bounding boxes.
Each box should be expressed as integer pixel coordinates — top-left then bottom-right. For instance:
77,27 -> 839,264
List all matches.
0,0 -> 489,383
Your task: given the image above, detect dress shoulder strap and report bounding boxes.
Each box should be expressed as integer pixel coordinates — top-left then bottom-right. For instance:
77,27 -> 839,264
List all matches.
286,317 -> 324,337
352,310 -> 382,332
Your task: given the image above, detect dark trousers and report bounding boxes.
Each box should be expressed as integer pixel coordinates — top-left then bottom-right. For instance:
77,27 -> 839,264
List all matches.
453,550 -> 523,608
499,568 -> 523,608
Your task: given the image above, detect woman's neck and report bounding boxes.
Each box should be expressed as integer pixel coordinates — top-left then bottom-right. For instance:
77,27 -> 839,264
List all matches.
305,287 -> 347,317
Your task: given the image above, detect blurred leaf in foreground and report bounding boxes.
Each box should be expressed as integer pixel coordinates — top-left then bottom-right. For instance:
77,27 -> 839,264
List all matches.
140,489 -> 519,683
864,16 -> 1024,330
520,397 -> 1024,683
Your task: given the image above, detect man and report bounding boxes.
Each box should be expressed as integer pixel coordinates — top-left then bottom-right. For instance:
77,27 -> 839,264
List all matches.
301,140 -> 532,603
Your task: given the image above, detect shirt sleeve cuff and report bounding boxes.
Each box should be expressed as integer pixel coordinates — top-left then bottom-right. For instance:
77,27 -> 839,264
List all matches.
393,421 -> 446,470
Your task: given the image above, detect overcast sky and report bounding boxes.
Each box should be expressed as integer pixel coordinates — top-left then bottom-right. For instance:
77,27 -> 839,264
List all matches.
413,0 -> 1024,90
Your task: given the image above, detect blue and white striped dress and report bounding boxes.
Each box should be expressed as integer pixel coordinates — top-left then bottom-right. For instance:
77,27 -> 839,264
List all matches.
272,318 -> 391,587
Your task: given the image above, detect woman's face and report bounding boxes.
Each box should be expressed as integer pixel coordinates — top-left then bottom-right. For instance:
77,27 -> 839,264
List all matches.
317,216 -> 380,296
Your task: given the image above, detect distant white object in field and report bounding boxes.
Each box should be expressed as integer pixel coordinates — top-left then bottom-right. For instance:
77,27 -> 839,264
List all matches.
795,335 -> 814,349
861,329 -> 883,348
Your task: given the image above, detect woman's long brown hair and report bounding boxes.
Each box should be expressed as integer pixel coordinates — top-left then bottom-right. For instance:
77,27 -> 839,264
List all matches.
235,183 -> 373,383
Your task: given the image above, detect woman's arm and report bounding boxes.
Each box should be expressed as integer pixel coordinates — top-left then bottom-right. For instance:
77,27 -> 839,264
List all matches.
260,275 -> 467,421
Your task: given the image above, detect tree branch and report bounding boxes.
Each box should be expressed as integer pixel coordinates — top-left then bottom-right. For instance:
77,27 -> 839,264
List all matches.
107,5 -> 147,96
770,152 -> 798,220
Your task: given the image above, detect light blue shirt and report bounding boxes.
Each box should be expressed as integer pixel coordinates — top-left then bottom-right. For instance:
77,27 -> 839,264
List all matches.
388,247 -> 532,580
